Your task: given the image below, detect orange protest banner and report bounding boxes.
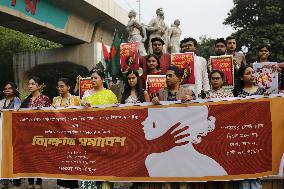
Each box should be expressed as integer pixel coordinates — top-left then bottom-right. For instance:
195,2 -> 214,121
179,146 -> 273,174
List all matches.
1,98 -> 284,181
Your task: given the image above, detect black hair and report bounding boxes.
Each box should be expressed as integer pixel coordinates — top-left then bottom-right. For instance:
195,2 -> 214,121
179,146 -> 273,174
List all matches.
21,76 -> 43,108
167,66 -> 183,79
209,70 -> 225,80
215,38 -> 226,46
89,68 -> 106,79
151,37 -> 165,45
89,68 -> 108,89
30,76 -> 43,85
225,36 -> 236,43
2,81 -> 20,98
57,77 -> 73,93
233,65 -> 253,97
146,54 -> 160,73
58,77 -> 71,87
257,44 -> 272,62
180,37 -> 198,48
121,69 -> 145,104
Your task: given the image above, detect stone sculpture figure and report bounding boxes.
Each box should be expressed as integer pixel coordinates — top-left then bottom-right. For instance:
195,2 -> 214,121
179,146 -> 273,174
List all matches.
169,19 -> 182,53
146,8 -> 167,53
126,10 -> 147,56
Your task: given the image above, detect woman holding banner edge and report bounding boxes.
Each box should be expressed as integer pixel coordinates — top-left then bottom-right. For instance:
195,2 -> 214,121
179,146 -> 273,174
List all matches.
233,66 -> 265,189
20,76 -> 51,189
53,77 -> 80,189
80,66 -> 117,189
0,82 -> 21,188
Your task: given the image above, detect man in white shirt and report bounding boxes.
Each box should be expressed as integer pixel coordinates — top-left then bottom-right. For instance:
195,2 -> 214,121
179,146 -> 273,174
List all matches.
179,37 -> 210,97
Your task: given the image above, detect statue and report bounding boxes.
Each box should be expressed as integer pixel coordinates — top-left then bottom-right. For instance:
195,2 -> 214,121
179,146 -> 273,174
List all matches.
126,10 -> 147,56
169,19 -> 182,53
146,8 -> 168,53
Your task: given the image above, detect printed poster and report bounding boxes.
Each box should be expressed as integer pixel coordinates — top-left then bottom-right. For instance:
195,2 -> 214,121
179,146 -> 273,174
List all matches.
120,42 -> 139,72
79,77 -> 93,99
146,75 -> 166,98
253,62 -> 278,94
210,55 -> 234,86
171,52 -> 195,84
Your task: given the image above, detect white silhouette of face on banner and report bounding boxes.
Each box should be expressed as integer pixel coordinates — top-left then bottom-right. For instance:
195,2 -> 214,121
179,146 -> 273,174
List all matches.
142,106 -> 216,144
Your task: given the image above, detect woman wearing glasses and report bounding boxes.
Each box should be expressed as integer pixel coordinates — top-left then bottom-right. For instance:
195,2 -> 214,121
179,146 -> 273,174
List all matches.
52,78 -> 80,108
205,70 -> 233,99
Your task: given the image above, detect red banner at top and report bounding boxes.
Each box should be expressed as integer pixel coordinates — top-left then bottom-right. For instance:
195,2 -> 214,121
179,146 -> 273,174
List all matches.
171,53 -> 195,85
120,42 -> 139,72
12,0 -> 40,15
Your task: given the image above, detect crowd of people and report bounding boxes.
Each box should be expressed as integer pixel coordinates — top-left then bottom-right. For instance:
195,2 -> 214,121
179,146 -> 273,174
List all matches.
0,35 -> 282,189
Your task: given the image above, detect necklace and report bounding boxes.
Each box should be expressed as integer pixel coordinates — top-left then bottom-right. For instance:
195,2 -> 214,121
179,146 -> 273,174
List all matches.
60,94 -> 72,107
3,98 -> 14,109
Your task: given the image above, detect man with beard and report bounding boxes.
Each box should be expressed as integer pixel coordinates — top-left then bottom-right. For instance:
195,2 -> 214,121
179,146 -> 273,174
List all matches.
179,37 -> 210,97
139,37 -> 171,76
214,38 -> 227,56
208,38 -> 228,72
226,36 -> 247,69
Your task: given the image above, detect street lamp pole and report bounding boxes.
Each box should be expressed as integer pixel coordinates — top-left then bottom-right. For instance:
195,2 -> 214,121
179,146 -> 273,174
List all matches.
137,0 -> 141,22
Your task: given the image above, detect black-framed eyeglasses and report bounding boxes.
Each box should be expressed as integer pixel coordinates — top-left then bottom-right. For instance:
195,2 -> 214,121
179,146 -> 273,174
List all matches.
211,77 -> 221,81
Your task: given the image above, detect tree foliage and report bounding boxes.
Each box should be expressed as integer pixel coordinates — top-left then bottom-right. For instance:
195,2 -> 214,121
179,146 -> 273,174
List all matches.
224,0 -> 284,63
0,26 -> 61,89
197,36 -> 216,61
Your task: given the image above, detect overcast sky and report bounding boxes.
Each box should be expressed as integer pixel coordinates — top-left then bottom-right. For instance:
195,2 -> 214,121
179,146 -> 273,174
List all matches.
114,0 -> 236,41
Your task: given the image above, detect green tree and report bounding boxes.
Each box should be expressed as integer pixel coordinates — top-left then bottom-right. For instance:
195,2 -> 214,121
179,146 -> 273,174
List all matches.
224,0 -> 284,63
197,36 -> 216,61
0,26 -> 61,90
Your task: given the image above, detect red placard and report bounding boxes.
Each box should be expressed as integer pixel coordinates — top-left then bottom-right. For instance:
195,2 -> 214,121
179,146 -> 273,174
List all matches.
79,77 -> 93,99
171,53 -> 195,84
210,55 -> 234,86
146,75 -> 166,96
120,42 -> 139,72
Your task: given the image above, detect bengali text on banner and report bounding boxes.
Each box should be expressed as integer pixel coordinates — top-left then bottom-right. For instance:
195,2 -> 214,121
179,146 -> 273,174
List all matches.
1,98 -> 284,181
